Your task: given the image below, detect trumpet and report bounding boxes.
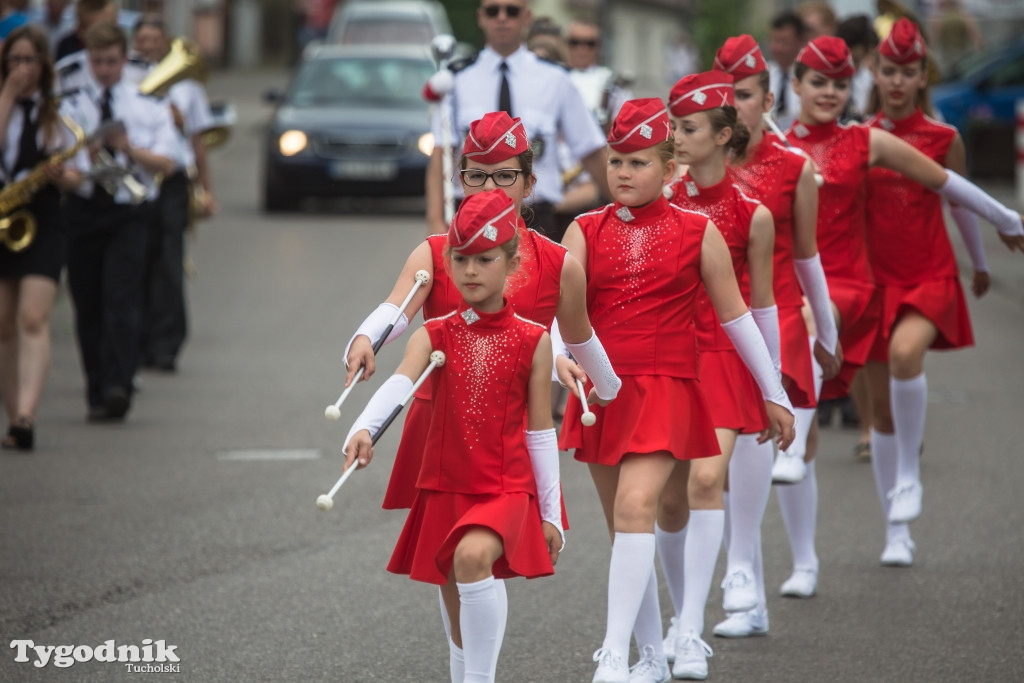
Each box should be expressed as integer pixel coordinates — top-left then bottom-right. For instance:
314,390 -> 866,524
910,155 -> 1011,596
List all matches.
0,114 -> 88,252
90,147 -> 148,204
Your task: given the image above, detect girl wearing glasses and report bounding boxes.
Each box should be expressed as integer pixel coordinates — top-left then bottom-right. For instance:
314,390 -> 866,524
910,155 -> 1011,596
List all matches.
558,98 -> 793,683
343,111 -> 619,680
0,25 -> 80,451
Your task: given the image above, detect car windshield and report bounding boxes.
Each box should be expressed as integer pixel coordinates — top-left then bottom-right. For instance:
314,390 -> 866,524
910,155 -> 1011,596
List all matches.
340,19 -> 435,45
288,56 -> 435,108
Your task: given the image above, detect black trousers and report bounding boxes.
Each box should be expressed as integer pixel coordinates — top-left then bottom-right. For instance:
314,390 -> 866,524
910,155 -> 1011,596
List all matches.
141,171 -> 189,363
65,196 -> 153,409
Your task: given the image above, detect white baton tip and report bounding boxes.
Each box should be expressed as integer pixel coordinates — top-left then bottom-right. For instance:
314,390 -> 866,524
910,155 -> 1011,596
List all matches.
316,495 -> 334,511
429,350 -> 446,365
814,173 -> 824,187
414,270 -> 431,284
325,405 -> 341,420
581,412 -> 597,427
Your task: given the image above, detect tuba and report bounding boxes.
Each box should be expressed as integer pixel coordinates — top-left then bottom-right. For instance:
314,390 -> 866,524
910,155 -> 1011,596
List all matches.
139,38 -> 208,98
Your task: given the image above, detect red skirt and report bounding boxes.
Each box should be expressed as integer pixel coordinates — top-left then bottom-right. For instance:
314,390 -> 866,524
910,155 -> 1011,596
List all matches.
699,350 -> 770,433
381,397 -> 430,510
821,279 -> 882,401
387,489 -> 554,586
779,304 -> 815,409
560,375 -> 720,465
867,278 -> 974,362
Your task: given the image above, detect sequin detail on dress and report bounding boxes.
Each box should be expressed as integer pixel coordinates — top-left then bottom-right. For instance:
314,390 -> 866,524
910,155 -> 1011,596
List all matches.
461,309 -> 480,325
616,206 -> 635,222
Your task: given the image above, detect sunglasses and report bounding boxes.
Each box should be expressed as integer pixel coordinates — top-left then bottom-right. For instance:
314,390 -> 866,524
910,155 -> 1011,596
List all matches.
568,38 -> 598,48
482,4 -> 522,19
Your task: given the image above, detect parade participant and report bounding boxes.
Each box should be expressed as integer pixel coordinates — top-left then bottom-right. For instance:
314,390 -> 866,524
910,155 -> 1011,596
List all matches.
566,17 -> 631,131
557,98 -> 793,683
775,33 -> 1024,594
862,19 -> 1000,567
343,111 -> 619,680
0,25 -> 79,449
766,10 -> 807,131
343,189 -> 563,683
54,0 -> 115,62
424,0 -> 609,241
62,22 -> 176,421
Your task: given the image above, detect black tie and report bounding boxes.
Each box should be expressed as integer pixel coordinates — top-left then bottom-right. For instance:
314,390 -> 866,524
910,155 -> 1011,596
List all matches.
92,88 -> 115,207
776,68 -> 788,114
12,98 -> 38,175
498,62 -> 512,116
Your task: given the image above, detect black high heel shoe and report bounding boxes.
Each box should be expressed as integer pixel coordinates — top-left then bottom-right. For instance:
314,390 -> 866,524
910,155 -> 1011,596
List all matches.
2,416 -> 34,451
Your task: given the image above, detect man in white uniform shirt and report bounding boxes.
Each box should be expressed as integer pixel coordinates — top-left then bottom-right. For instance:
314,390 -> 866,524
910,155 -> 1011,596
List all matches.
767,10 -> 806,132
62,22 -> 177,421
425,0 -> 608,241
565,17 -> 629,131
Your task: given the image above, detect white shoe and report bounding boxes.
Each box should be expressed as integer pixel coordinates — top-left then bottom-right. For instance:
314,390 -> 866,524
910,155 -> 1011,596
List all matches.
593,648 -> 629,683
662,617 -> 679,663
721,567 -> 758,612
671,631 -> 713,680
771,449 -> 807,484
629,644 -> 670,683
887,480 -> 922,523
712,609 -> 769,638
779,568 -> 817,598
880,537 -> 916,567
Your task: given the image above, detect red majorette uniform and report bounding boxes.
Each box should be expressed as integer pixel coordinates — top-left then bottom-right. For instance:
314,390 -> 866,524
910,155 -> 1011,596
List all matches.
383,113 -> 566,510
786,38 -> 881,399
387,193 -> 555,586
668,169 -> 770,432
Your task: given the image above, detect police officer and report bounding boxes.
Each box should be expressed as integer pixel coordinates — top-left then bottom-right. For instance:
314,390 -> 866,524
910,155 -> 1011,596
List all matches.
425,0 -> 608,242
62,22 -> 177,421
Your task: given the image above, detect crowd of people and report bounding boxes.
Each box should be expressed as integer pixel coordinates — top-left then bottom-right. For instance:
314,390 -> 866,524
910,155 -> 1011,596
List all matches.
0,0 -> 218,449
339,1 -> 1023,683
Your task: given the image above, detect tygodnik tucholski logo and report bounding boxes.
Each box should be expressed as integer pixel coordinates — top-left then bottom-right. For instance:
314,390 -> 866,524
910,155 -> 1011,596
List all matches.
10,639 -> 181,672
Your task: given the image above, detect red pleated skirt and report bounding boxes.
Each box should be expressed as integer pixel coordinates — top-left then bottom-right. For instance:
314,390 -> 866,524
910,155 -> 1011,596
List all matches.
821,279 -> 882,401
560,375 -> 720,465
699,350 -> 770,433
387,489 -> 554,586
381,396 -> 430,510
867,277 -> 974,362
778,304 -> 816,409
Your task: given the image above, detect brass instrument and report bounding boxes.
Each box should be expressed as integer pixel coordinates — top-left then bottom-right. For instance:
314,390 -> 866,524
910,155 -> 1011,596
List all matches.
0,114 -> 87,252
139,38 -> 208,98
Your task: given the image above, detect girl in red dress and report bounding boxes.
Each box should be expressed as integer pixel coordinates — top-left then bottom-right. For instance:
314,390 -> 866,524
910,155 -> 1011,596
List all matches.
344,190 -> 563,683
558,98 -> 794,683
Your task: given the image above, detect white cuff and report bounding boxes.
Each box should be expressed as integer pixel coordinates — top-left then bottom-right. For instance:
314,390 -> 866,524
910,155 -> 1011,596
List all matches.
793,254 -> 838,355
344,374 -> 413,453
949,203 -> 989,273
565,331 -> 621,401
939,171 -> 1023,237
750,306 -> 781,376
344,303 -> 409,369
525,428 -> 564,550
722,312 -> 794,414
549,318 -> 570,384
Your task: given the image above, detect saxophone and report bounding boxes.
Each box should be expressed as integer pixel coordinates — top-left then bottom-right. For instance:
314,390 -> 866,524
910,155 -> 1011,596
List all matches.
0,113 -> 86,252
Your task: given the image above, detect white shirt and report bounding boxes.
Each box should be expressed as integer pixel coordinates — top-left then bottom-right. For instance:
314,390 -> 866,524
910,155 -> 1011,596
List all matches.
0,93 -> 76,183
768,61 -> 801,132
850,66 -> 873,120
569,65 -> 630,128
167,78 -> 215,169
432,45 -> 606,205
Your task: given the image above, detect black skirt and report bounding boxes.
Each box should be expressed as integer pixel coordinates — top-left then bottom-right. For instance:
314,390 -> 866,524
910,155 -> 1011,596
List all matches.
0,185 -> 65,283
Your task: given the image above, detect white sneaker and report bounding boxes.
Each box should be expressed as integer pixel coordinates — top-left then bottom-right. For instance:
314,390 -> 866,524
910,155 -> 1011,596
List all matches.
593,648 -> 629,683
779,568 -> 817,598
771,449 -> 807,484
887,480 -> 922,523
880,537 -> 916,567
662,617 -> 679,663
721,567 -> 758,612
629,644 -> 670,683
671,631 -> 713,680
712,609 -> 769,638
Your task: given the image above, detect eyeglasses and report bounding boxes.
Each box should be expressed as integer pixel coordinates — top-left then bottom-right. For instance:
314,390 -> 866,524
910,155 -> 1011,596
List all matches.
5,56 -> 40,66
459,168 -> 522,187
568,38 -> 598,48
482,4 -> 522,19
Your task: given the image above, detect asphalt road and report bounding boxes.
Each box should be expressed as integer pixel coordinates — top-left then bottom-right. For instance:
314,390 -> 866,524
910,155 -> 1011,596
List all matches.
1,69 -> 1023,682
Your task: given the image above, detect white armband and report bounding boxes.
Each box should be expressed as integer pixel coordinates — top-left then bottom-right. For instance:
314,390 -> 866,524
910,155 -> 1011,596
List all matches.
565,331 -> 621,401
793,254 -> 838,355
549,318 -> 570,384
343,303 -> 409,368
343,374 -> 414,453
939,171 -> 1023,238
949,203 -> 989,273
525,428 -> 564,550
722,312 -> 794,414
750,306 -> 782,377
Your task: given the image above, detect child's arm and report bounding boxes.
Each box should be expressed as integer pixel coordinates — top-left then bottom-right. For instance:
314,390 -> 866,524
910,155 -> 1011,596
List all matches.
526,332 -> 563,563
343,328 -> 433,470
747,205 -> 779,376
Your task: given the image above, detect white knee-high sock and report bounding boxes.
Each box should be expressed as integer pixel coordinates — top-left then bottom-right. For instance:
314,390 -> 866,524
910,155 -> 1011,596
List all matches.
678,509 -> 725,636
753,528 -> 766,610
777,460 -> 819,571
633,569 -> 666,656
809,336 -> 824,398
448,639 -> 465,683
602,532 -> 656,656
722,492 -> 731,551
656,524 -> 687,616
441,580 -> 506,682
870,429 -> 910,542
458,577 -> 502,683
727,435 -> 774,575
790,407 -> 817,459
890,373 -> 927,485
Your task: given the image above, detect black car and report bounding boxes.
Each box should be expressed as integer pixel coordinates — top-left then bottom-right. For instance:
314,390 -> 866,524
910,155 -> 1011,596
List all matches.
262,45 -> 437,211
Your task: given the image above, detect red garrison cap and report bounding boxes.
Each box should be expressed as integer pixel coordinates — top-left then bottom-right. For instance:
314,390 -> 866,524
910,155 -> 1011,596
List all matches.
462,112 -> 529,164
668,71 -> 735,118
714,35 -> 767,80
448,189 -> 518,254
797,36 -> 856,79
879,18 -> 926,65
606,98 -> 672,153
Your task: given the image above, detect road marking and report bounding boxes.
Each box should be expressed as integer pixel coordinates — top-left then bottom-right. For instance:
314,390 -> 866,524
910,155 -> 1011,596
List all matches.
216,449 -> 322,461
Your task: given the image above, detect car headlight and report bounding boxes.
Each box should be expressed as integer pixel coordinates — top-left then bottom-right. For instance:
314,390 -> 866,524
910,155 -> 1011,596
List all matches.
417,132 -> 434,156
279,130 -> 308,156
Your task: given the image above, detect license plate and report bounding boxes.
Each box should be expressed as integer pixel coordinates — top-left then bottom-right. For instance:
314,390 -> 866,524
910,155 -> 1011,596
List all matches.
329,160 -> 398,180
